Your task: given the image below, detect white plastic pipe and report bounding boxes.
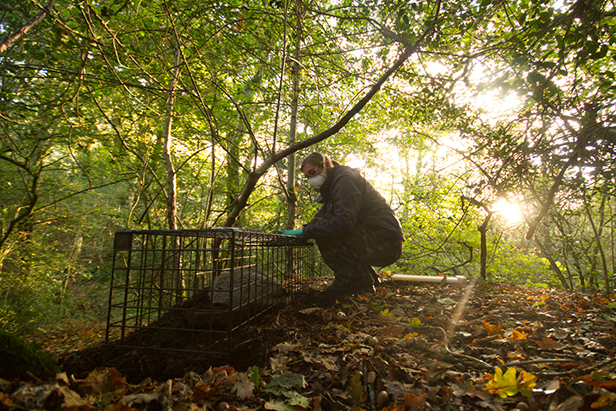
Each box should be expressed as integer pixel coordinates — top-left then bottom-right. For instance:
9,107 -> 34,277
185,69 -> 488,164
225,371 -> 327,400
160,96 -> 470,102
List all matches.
390,274 -> 467,285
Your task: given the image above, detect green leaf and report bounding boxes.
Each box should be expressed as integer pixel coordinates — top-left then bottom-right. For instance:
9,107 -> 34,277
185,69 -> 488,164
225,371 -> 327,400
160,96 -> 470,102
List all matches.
349,373 -> 363,406
286,391 -> 310,408
250,365 -> 260,387
265,373 -> 307,397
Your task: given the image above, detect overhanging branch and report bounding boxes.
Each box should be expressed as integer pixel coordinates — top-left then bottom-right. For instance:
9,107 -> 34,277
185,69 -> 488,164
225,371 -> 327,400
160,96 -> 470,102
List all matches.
222,40 -> 422,228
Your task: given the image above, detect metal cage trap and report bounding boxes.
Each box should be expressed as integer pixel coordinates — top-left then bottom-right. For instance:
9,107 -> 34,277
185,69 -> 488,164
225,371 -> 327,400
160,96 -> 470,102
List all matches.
105,228 -> 317,358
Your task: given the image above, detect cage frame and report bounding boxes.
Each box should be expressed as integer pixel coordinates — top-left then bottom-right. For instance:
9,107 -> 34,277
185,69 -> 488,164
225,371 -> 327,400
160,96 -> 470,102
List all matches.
105,228 -> 316,358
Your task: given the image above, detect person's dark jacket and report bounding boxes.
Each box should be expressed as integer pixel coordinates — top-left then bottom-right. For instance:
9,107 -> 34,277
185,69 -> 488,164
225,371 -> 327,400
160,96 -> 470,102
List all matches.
302,165 -> 404,240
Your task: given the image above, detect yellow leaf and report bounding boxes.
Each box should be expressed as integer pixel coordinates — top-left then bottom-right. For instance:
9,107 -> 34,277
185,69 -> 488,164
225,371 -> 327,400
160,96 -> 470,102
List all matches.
509,329 -> 528,341
482,321 -> 503,335
484,368 -> 537,398
517,370 -> 537,397
591,392 -> 616,408
484,367 -> 519,398
380,309 -> 394,319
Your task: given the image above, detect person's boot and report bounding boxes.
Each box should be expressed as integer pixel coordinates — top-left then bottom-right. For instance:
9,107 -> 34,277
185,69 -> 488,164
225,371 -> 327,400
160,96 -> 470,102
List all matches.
325,271 -> 375,295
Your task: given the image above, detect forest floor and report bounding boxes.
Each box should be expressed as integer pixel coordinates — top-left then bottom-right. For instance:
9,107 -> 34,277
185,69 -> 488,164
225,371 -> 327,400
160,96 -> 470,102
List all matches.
4,278 -> 616,411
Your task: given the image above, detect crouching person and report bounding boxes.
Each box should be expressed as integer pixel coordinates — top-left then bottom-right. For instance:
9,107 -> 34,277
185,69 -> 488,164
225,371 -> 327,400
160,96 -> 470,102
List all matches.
277,152 -> 404,296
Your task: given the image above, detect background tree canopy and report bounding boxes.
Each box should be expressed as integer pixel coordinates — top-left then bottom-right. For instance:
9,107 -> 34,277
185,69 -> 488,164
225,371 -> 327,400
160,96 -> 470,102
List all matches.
1,0 -> 615,332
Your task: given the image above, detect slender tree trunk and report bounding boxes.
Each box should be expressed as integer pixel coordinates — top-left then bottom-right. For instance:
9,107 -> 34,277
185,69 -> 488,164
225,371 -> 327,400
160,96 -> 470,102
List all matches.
526,105 -> 597,240
59,233 -> 82,315
479,212 -> 493,281
461,196 -> 493,280
285,2 -> 302,229
582,189 -> 611,294
223,45 -> 418,228
202,141 -> 216,228
534,235 -> 570,289
163,43 -> 181,230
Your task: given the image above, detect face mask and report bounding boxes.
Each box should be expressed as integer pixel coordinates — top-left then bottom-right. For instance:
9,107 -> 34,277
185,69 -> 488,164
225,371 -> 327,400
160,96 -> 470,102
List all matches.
307,172 -> 327,191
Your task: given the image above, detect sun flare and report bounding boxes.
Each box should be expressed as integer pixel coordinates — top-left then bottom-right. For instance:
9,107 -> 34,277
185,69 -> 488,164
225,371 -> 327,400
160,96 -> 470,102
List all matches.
493,199 -> 523,225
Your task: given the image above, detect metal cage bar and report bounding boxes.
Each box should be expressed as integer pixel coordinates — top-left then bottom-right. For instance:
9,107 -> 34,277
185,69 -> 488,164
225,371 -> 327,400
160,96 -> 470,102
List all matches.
106,228 -> 316,357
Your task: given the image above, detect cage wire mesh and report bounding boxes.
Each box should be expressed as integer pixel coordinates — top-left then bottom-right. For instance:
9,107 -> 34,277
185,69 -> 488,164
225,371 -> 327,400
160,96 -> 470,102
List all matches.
106,228 -> 317,357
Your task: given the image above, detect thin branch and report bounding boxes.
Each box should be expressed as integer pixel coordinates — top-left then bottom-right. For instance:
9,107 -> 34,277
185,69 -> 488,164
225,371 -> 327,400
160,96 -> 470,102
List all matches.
0,0 -> 55,54
223,18 -> 434,227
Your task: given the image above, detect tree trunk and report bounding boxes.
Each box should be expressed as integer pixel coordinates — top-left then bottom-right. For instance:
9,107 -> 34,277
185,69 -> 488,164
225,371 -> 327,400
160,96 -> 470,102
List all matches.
479,212 -> 493,281
526,105 -> 597,240
163,43 -> 181,230
582,188 -> 611,294
534,235 -> 570,289
461,195 -> 493,280
284,2 -> 302,230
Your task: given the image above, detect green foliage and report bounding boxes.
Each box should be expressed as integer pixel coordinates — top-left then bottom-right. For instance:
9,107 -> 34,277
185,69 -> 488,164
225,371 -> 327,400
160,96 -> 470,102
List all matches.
264,373 -> 310,408
0,330 -> 60,380
1,0 -> 616,333
489,244 -> 557,288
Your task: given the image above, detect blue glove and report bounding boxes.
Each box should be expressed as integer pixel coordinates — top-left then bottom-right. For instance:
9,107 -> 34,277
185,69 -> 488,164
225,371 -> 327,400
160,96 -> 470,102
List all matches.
274,229 -> 303,236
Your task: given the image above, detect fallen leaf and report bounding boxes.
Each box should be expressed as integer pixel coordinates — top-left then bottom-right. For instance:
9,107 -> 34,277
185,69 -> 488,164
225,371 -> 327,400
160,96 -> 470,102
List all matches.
591,391 -> 616,408
273,342 -> 302,354
552,396 -> 584,411
540,379 -> 560,395
78,367 -> 125,396
120,393 -> 169,410
452,379 -> 476,398
508,329 -> 528,341
265,399 -> 297,410
192,382 -> 215,402
391,308 -> 406,316
232,373 -> 254,400
485,368 -> 518,398
377,324 -> 405,337
270,355 -> 290,373
403,393 -> 426,411
380,309 -> 395,319
482,322 -> 503,336
517,370 -> 537,397
536,337 -> 563,350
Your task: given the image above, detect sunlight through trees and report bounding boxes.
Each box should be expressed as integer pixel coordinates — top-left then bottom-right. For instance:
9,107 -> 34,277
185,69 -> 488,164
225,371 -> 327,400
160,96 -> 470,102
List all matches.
1,0 -> 615,331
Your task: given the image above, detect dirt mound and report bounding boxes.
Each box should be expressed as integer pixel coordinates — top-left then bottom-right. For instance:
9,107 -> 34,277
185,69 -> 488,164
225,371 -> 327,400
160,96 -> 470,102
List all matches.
61,288 -> 332,383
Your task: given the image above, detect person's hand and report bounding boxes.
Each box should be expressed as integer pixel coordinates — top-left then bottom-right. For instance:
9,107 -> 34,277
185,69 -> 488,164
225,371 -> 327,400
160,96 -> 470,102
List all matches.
274,229 -> 303,236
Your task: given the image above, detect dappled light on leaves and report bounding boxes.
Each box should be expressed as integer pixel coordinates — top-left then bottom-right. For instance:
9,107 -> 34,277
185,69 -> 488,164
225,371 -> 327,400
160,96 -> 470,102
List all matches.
7,280 -> 616,410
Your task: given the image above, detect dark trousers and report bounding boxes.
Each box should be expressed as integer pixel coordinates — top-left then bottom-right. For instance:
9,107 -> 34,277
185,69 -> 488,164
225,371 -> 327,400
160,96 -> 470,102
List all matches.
313,215 -> 403,284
